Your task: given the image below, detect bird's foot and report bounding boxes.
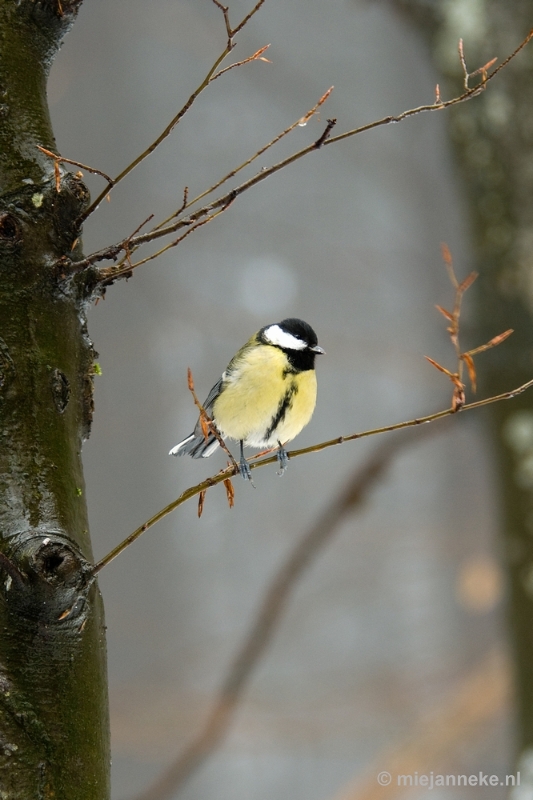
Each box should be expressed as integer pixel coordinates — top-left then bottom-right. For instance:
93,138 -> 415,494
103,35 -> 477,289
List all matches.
277,443 -> 289,476
238,449 -> 255,486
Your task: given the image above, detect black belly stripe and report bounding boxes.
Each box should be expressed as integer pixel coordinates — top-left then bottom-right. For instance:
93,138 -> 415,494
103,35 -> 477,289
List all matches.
264,383 -> 297,441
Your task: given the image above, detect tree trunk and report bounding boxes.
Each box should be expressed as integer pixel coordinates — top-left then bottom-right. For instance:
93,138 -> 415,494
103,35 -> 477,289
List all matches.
0,1 -> 109,797
397,0 -> 533,779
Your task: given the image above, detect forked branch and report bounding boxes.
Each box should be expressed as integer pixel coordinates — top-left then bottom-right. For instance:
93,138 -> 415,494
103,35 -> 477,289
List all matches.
75,0 -> 268,222
68,26 -> 533,281
425,245 -> 513,409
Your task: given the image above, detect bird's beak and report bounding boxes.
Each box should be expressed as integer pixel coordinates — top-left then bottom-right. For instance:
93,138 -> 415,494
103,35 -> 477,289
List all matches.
310,345 -> 325,354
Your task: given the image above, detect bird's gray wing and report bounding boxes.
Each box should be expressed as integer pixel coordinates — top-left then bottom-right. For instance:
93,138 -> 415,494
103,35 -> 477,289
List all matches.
192,377 -> 223,438
203,377 -> 224,412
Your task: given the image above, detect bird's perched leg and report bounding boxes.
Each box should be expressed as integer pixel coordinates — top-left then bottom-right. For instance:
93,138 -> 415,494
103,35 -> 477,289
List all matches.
238,440 -> 254,484
277,441 -> 290,476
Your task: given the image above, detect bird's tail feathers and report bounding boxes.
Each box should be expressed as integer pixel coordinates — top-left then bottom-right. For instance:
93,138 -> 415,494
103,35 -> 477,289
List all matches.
169,432 -> 220,459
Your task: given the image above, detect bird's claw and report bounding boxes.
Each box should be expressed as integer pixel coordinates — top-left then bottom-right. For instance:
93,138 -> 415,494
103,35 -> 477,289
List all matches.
238,455 -> 255,486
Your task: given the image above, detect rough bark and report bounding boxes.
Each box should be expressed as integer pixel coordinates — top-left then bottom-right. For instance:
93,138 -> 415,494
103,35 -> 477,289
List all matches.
396,0 -> 533,782
0,1 -> 110,797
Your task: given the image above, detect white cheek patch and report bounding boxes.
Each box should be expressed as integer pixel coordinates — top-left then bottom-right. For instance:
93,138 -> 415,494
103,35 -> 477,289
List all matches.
263,325 -> 307,350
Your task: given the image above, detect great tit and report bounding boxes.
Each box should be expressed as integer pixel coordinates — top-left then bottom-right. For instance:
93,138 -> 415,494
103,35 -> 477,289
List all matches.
169,318 -> 324,480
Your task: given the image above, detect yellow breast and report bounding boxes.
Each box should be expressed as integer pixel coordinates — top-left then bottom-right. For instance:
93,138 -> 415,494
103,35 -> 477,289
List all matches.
212,345 -> 317,448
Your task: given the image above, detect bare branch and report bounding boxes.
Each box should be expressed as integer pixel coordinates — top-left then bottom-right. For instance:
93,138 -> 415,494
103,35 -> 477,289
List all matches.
78,39 -> 230,222
78,0 -> 269,223
212,43 -> 271,81
177,186 -> 189,216
314,118 -> 337,148
72,92 -> 450,271
465,329 -> 514,358
98,202 -> 233,285
231,0 -> 266,37
90,374 -> 533,575
211,0 -> 232,42
187,367 -> 239,469
152,86 -> 334,234
36,145 -> 114,183
72,26 -> 533,278
326,27 -> 533,148
458,38 -> 469,89
427,248 -> 513,405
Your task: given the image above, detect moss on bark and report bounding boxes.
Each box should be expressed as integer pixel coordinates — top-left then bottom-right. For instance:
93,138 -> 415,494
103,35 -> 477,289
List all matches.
0,1 -> 110,797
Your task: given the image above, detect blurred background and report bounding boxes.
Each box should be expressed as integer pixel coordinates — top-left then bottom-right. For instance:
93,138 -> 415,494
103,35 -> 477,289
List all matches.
47,1 -> 521,798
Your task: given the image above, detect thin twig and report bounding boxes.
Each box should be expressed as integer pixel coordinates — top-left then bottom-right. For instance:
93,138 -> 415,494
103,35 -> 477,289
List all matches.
78,42 -> 230,222
126,425 -> 441,800
79,0 -> 268,223
91,214 -> 155,280
314,118 -> 337,148
36,145 -> 114,183
458,38 -> 498,92
98,203 -> 232,284
74,91 -> 431,268
326,26 -> 533,147
111,186 -> 189,269
177,186 -> 189,216
212,43 -> 271,81
73,26 -> 533,277
112,214 -> 156,276
211,0 -> 232,42
231,0 -> 266,37
426,247 -> 476,410
458,39 -> 469,89
91,375 -> 533,575
152,87 -> 334,233
427,246 -> 513,405
187,367 -> 239,469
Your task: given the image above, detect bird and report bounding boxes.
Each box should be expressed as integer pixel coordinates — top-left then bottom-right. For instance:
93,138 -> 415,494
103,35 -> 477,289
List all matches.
169,318 -> 324,480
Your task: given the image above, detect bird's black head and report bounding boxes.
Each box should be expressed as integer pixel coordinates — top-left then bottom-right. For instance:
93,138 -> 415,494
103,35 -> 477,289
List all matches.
260,318 -> 324,372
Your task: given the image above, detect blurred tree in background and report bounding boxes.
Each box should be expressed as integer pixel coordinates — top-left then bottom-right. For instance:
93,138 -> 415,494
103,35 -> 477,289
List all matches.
397,0 -> 533,780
